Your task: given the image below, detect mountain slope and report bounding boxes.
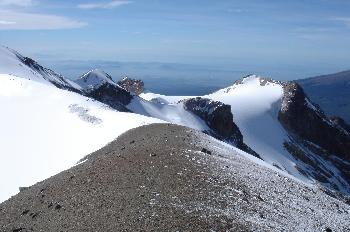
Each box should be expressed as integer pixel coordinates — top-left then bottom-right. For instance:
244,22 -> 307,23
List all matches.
141,75 -> 350,195
1,124 -> 349,231
127,96 -> 209,132
208,76 -> 298,177
298,70 -> 350,124
1,45 -> 349,201
73,69 -> 213,133
0,47 -> 254,205
0,74 -> 162,203
0,46 -> 80,91
0,46 -> 229,143
214,77 -> 350,195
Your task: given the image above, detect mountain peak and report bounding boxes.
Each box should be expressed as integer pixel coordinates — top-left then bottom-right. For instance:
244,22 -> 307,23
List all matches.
213,74 -> 282,95
238,74 -> 283,86
75,69 -> 116,92
81,69 -> 114,82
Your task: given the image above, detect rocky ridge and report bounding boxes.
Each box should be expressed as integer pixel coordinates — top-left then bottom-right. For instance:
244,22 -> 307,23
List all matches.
0,124 -> 349,231
278,81 -> 350,194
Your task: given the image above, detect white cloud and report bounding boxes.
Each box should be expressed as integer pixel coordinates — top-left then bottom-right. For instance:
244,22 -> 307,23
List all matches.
332,17 -> 350,27
78,0 -> 131,9
0,20 -> 16,25
0,0 -> 33,6
0,10 -> 87,30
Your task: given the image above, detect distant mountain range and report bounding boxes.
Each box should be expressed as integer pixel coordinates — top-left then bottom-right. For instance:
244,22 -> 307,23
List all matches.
298,70 -> 350,124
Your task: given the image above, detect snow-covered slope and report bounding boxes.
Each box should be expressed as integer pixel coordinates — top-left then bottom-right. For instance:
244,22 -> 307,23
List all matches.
127,97 -> 209,132
0,74 -> 162,203
140,76 -> 303,178
0,46 -> 80,90
207,76 -> 306,179
0,46 -> 209,134
140,92 -> 192,104
139,75 -> 350,195
73,69 -> 209,132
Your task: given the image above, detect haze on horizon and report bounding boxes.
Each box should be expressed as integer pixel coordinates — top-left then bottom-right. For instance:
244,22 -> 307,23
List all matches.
0,0 -> 350,80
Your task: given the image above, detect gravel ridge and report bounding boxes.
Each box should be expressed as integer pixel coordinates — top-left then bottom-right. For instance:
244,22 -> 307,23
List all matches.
0,123 -> 349,232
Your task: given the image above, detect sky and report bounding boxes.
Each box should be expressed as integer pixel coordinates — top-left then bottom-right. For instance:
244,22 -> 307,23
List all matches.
0,0 -> 350,80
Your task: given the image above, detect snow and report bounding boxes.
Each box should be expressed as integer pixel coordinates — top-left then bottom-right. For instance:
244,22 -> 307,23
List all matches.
140,92 -> 193,104
0,74 -> 163,203
207,75 -> 309,181
74,69 -> 117,92
127,97 -> 209,132
136,93 -> 205,129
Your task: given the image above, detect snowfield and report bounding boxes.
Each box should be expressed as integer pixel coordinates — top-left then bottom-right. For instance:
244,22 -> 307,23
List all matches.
207,76 -> 310,182
0,74 -> 162,202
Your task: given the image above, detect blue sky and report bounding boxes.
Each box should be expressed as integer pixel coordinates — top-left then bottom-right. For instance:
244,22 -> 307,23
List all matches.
0,0 -> 350,79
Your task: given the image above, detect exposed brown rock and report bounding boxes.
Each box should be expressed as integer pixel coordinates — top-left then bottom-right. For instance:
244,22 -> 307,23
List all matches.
117,77 -> 144,95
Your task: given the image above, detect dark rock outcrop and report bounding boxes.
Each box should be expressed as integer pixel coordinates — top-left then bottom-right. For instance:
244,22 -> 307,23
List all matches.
183,97 -> 259,157
87,83 -> 132,112
117,77 -> 144,95
183,97 -> 240,140
279,81 -> 350,161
